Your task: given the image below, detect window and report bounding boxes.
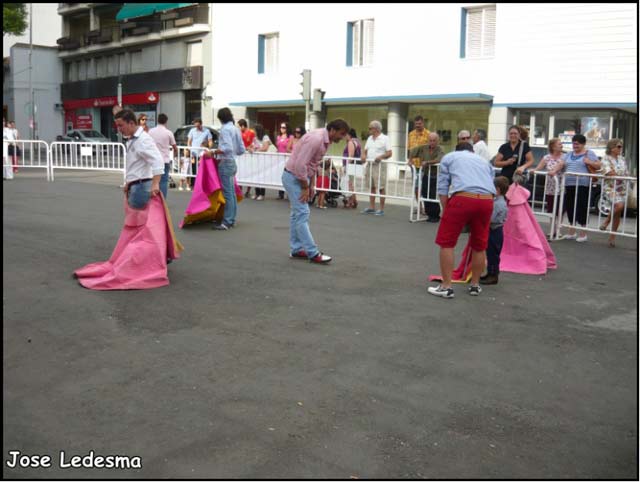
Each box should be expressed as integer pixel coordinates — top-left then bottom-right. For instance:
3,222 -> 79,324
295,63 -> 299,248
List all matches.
347,19 -> 374,67
118,53 -> 126,74
107,55 -> 117,75
186,41 -> 202,67
258,33 -> 279,74
130,50 -> 142,73
461,5 -> 495,59
95,57 -> 105,77
77,60 -> 85,81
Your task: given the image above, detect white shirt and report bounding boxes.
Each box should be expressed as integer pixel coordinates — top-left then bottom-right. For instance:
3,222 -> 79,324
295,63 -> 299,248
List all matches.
364,133 -> 391,161
473,140 -> 492,162
4,127 -> 16,141
125,127 -> 165,183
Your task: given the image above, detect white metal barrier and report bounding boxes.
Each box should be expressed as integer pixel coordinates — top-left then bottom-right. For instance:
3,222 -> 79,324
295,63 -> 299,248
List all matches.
3,140 -> 51,181
168,146 -> 212,189
235,151 -> 417,214
235,151 -> 288,188
49,141 -> 127,182
556,171 -> 637,240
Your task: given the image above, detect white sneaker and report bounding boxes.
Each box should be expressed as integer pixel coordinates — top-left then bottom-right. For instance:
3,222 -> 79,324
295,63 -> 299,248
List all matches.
256,195 -> 264,201
178,186 -> 183,191
252,194 -> 258,200
561,233 -> 577,240
427,285 -> 455,299
186,186 -> 191,192
576,235 -> 588,243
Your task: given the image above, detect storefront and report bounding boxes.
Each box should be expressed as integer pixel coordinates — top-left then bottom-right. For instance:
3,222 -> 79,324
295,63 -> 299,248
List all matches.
508,106 -> 638,174
63,92 -> 159,141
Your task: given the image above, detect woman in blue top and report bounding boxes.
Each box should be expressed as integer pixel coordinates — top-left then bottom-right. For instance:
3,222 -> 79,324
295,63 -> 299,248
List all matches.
561,134 -> 601,242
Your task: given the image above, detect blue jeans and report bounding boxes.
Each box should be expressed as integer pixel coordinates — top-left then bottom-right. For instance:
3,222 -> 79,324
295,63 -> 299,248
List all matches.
282,170 -> 319,258
218,160 -> 238,226
127,180 -> 152,209
159,163 -> 170,199
486,226 -> 503,275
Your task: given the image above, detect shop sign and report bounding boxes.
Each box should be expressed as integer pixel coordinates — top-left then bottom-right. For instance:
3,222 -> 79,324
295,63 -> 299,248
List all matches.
76,115 -> 93,129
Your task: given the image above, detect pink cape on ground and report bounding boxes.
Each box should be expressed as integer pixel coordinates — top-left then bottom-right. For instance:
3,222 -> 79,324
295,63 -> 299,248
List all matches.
428,241 -> 473,284
74,194 -> 184,290
180,154 -> 243,227
500,183 -> 557,275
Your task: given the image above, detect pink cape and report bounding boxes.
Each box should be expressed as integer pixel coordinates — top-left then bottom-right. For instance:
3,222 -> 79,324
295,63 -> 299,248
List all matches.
180,154 -> 243,227
428,242 -> 473,284
500,184 -> 557,275
74,195 -> 184,290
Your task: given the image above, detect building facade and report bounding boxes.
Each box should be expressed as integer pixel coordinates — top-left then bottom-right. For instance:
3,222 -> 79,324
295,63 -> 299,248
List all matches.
211,3 -> 638,174
3,44 -> 63,143
57,2 -> 212,140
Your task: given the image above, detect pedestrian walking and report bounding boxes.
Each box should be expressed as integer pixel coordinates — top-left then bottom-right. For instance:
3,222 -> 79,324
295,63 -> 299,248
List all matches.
149,113 -> 178,199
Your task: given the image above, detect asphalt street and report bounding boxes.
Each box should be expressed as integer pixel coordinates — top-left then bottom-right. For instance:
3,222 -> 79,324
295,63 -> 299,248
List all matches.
3,171 -> 638,479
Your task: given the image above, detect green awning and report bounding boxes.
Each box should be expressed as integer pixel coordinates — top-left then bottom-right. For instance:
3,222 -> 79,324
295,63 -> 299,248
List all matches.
116,3 -> 196,21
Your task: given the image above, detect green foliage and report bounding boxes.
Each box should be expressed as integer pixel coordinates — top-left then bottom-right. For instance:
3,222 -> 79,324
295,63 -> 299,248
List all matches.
3,4 -> 28,37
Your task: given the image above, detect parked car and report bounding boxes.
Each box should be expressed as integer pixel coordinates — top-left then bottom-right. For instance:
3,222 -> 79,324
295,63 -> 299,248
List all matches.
173,125 -> 219,150
58,129 -> 110,143
56,129 -> 111,155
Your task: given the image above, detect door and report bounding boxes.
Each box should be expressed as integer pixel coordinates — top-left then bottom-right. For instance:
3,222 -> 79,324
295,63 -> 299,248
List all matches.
256,112 -> 290,144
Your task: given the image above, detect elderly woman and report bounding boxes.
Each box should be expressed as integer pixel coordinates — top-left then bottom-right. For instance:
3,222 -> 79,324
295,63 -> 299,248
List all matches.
533,137 -> 565,238
599,139 -> 629,247
494,125 -> 535,183
561,134 -> 602,243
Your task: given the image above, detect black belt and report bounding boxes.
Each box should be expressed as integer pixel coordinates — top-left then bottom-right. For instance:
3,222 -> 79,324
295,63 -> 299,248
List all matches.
128,178 -> 152,186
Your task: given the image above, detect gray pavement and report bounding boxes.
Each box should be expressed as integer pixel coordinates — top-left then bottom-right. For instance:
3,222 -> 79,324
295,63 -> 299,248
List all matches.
3,171 -> 638,479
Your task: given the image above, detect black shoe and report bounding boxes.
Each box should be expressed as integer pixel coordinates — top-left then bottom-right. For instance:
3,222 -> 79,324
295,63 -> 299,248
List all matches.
479,274 -> 498,285
426,217 -> 440,223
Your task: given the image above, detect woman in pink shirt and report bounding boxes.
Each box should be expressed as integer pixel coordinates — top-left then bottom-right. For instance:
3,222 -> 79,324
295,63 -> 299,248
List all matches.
276,122 -> 292,199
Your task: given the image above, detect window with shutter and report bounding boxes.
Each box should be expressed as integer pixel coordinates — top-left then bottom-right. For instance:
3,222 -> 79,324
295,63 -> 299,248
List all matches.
187,41 -> 202,67
348,19 -> 374,67
464,5 -> 496,59
258,32 -> 279,74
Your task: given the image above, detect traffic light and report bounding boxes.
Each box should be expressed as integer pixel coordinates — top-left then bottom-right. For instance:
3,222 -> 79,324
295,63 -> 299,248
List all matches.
312,88 -> 325,112
300,69 -> 311,100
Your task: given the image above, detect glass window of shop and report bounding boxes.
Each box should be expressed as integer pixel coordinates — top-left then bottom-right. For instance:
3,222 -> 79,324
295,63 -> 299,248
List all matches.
325,105 -> 389,156
408,103 -> 490,153
513,109 -> 637,174
184,90 -> 201,125
254,108 -> 305,145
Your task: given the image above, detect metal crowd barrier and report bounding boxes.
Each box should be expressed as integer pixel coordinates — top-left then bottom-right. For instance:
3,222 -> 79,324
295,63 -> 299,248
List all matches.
3,140 -> 51,181
49,141 -> 127,182
169,145 -> 211,185
235,152 -> 417,215
556,171 -> 637,240
235,151 -> 288,189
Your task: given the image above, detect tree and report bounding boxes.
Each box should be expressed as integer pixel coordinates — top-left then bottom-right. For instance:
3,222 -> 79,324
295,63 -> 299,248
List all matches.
3,4 -> 28,37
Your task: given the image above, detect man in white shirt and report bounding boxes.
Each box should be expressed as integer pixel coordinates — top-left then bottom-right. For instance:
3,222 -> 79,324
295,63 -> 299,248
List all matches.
114,109 -> 164,209
149,113 -> 178,198
361,120 -> 392,216
472,128 -> 492,162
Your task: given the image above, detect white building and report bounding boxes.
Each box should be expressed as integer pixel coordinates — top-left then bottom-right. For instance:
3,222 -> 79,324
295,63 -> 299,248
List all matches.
3,44 -> 63,142
211,3 -> 638,173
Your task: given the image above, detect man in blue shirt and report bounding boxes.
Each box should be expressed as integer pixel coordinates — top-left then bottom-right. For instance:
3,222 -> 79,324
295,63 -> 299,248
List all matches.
187,118 -> 213,188
212,107 -> 245,230
428,143 -> 496,299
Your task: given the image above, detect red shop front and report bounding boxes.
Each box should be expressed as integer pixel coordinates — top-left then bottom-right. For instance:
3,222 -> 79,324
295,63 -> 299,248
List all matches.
63,92 -> 159,140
